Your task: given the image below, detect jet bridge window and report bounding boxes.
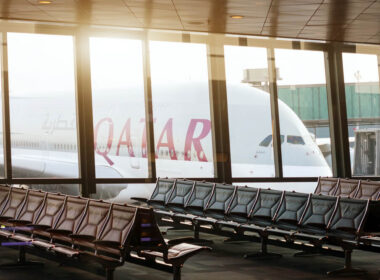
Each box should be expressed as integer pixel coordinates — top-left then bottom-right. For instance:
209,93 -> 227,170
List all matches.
287,135 -> 305,145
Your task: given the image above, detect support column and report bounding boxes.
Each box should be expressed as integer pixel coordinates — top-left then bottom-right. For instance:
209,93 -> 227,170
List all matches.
142,32 -> 156,180
267,48 -> 283,178
1,32 -> 12,181
74,29 -> 96,197
207,36 -> 232,184
324,45 -> 351,178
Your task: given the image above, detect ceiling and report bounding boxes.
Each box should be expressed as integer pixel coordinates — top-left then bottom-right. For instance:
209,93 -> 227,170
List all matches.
1,0 -> 380,45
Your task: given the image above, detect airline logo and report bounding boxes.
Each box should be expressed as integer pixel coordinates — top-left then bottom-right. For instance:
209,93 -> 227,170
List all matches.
94,117 -> 211,165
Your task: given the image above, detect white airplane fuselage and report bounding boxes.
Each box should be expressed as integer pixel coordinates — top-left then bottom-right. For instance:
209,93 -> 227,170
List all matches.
9,83 -> 332,201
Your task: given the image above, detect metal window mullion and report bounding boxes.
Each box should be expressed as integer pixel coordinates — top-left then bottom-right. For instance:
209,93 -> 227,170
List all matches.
206,37 -> 232,184
1,32 -> 12,181
142,33 -> 156,180
74,30 -> 96,196
324,45 -> 351,178
267,48 -> 283,178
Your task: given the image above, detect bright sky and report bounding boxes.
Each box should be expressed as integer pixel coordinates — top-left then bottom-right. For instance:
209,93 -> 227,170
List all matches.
5,32 -> 380,96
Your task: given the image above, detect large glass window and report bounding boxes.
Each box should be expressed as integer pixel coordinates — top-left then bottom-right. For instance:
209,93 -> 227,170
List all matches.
224,46 -> 275,177
90,37 -> 147,178
150,41 -> 213,178
275,49 -> 332,177
8,33 -> 79,178
343,53 -> 380,176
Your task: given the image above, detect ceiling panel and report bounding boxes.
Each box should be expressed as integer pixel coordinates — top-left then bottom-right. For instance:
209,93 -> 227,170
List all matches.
0,0 -> 379,44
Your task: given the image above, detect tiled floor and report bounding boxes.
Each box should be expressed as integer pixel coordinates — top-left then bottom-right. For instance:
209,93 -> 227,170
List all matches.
0,230 -> 378,280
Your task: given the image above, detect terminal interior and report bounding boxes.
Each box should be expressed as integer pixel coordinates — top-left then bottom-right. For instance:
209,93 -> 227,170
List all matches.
0,0 -> 379,279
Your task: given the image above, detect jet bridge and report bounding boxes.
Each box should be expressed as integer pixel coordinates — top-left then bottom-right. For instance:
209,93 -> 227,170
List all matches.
353,129 -> 380,176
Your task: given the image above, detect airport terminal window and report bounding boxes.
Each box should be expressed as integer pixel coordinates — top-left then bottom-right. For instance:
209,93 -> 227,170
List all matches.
90,37 -> 147,178
275,48 -> 332,178
150,41 -> 214,178
7,33 -> 79,178
224,46 -> 275,177
342,52 -> 380,177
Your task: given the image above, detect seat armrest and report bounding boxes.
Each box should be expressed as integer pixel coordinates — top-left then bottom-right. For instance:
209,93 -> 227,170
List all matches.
131,197 -> 148,203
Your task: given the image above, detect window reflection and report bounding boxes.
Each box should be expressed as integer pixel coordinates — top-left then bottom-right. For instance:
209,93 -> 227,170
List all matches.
150,41 -> 214,178
275,48 -> 332,177
8,33 -> 79,178
225,46 -> 275,177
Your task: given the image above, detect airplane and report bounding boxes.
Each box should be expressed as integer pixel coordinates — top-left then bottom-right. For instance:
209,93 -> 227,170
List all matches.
7,83 -> 332,202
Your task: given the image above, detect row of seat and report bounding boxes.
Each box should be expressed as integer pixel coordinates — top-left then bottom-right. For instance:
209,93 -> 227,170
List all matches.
0,184 -> 210,280
143,178 -> 380,239
133,178 -> 380,276
314,177 -> 380,200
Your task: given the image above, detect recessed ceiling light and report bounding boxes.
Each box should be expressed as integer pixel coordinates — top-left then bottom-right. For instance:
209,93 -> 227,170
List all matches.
231,15 -> 244,19
39,0 -> 52,4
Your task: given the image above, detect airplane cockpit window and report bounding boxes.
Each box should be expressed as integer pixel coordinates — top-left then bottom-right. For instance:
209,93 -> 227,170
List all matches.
259,135 -> 285,147
287,135 -> 305,145
259,135 -> 272,147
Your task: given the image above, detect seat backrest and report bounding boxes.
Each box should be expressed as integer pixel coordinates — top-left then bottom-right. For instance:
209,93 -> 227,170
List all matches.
0,187 -> 28,219
185,181 -> 215,215
227,187 -> 258,222
299,195 -> 338,229
166,179 -> 194,212
96,204 -> 137,250
53,196 -> 89,233
328,198 -> 368,236
74,200 -> 111,238
249,189 -> 284,223
34,193 -> 66,228
273,192 -> 310,226
335,179 -> 360,198
0,185 -> 10,213
16,189 -> 47,223
355,180 -> 380,200
148,178 -> 176,206
204,184 -> 235,218
314,177 -> 339,196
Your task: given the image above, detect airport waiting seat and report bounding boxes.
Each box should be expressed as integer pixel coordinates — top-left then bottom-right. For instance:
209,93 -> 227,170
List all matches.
355,180 -> 380,200
12,189 -> 46,225
148,178 -> 176,210
335,179 -> 360,198
272,191 -> 310,231
314,177 -> 339,196
199,183 -> 236,220
225,187 -> 258,224
184,181 -> 214,217
132,178 -> 176,211
297,195 -> 339,239
166,179 -> 194,214
247,189 -> 284,227
0,187 -> 28,225
327,198 -> 369,240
